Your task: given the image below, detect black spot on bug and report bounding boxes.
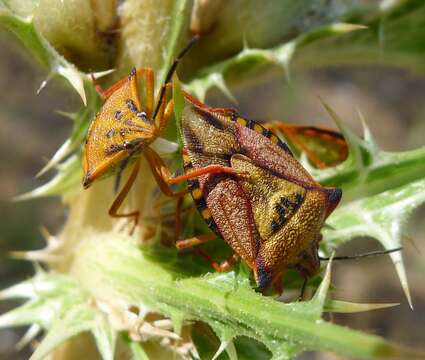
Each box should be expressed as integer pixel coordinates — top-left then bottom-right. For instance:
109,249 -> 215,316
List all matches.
106,129 -> 115,139
123,140 -> 137,150
246,120 -> 255,129
136,111 -> 149,123
277,140 -> 294,156
295,193 -> 304,205
276,203 -> 286,218
83,172 -> 92,189
126,99 -> 139,113
270,194 -> 305,234
124,119 -> 137,127
115,110 -> 123,121
105,143 -> 124,155
326,188 -> 342,204
270,221 -> 280,233
262,127 -> 272,138
129,67 -> 136,79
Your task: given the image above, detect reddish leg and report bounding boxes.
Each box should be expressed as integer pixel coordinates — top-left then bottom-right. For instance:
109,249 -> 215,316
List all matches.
109,159 -> 141,235
196,248 -> 239,272
92,68 -> 154,104
176,233 -> 217,249
273,122 -> 328,169
182,91 -> 237,116
175,233 -> 238,272
143,147 -> 244,197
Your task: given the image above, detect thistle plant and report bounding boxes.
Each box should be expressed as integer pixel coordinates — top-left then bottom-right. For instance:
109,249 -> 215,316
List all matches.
1,0 -> 425,359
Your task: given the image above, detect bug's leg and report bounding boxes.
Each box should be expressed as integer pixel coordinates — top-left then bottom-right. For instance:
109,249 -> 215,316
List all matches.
298,277 -> 308,301
157,98 -> 174,134
143,148 -> 190,198
129,68 -> 156,118
91,68 -> 154,102
143,147 -> 245,197
196,249 -> 239,272
109,159 -> 141,235
91,74 -> 109,100
183,91 -> 238,116
168,165 -> 245,184
143,68 -> 154,118
176,233 -> 217,249
91,71 -> 132,100
264,121 -> 341,169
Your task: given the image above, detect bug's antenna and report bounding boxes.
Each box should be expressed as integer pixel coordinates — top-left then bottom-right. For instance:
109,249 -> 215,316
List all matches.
153,35 -> 200,119
319,247 -> 402,261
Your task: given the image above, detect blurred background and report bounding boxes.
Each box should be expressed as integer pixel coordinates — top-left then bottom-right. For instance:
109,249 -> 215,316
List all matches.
1,12 -> 425,360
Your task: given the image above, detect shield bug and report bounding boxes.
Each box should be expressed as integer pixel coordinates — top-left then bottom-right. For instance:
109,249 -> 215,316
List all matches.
178,99 -> 342,290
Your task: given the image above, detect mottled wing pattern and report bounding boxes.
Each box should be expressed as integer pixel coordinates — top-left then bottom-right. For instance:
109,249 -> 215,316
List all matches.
181,102 -> 342,289
83,74 -> 154,185
230,154 -> 306,242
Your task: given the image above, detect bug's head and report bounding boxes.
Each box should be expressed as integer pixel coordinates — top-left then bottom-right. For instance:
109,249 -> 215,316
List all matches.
83,172 -> 92,189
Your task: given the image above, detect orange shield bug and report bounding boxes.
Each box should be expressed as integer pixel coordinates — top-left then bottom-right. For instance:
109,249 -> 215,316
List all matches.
83,36 -> 200,189
265,122 -> 348,169
178,99 -> 342,290
82,37 -> 202,232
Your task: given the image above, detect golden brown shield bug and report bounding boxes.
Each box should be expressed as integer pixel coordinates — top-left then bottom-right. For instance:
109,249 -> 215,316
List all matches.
178,100 -> 342,290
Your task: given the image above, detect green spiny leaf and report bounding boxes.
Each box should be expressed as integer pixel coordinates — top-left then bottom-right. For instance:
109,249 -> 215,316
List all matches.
37,85 -> 100,176
14,154 -> 82,201
184,23 -> 366,101
69,232 -> 422,359
324,300 -> 399,313
323,177 -> 425,308
30,303 -> 94,360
